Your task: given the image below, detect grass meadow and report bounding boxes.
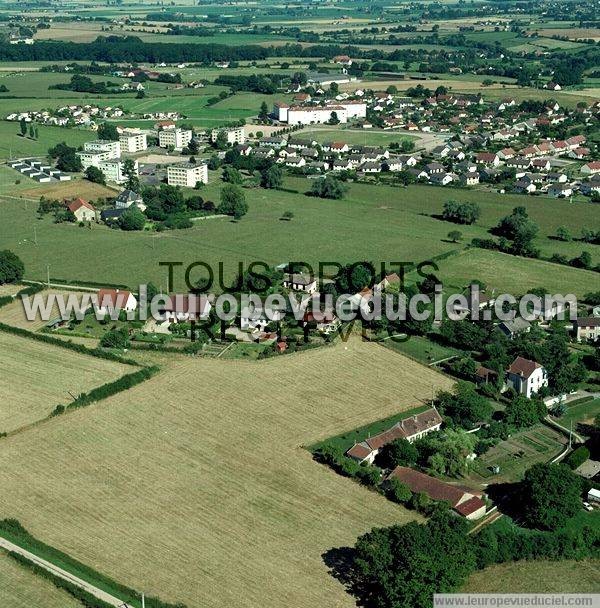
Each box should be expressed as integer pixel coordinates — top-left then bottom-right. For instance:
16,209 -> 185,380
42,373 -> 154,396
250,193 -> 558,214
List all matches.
0,331 -> 130,433
0,551 -> 81,608
0,340 -> 448,607
1,176 -> 598,292
464,559 -> 600,593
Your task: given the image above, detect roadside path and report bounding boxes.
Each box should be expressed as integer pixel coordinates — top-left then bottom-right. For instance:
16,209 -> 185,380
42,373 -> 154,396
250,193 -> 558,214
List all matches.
0,537 -> 130,607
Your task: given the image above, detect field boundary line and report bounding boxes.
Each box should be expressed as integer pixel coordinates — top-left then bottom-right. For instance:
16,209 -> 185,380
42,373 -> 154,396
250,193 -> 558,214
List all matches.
0,538 -> 128,607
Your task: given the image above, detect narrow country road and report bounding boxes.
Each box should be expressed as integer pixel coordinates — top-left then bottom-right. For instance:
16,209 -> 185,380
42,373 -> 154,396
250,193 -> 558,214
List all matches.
0,537 -> 130,607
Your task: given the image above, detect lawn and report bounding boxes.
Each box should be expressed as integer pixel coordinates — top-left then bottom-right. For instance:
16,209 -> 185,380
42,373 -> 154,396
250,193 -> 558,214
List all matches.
1,176 -> 597,291
432,249 -> 600,298
382,334 -> 462,364
0,122 -> 94,161
554,398 -> 600,436
0,330 -> 130,433
468,424 -> 566,483
0,340 -> 433,608
463,559 -> 600,594
0,551 -> 81,608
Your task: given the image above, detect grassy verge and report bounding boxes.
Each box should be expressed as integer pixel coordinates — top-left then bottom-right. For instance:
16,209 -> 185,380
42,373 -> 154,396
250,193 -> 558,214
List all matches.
0,520 -> 183,608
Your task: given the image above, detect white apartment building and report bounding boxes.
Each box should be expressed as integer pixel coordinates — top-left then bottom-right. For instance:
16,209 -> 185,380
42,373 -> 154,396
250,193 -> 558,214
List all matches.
167,163 -> 208,188
84,139 -> 121,158
275,101 -> 366,125
210,126 -> 245,145
99,160 -> 138,184
119,131 -> 148,154
158,127 -> 193,151
77,139 -> 121,169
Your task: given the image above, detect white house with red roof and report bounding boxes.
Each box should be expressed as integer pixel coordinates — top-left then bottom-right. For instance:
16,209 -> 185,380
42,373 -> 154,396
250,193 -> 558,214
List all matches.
96,289 -> 137,315
506,356 -> 548,398
67,198 -> 96,222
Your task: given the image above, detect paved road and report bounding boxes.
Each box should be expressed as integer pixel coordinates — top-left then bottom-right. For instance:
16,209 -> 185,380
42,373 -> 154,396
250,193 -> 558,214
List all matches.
0,537 -> 130,607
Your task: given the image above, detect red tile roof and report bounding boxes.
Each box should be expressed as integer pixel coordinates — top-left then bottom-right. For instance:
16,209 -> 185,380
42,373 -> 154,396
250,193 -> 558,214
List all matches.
388,466 -> 466,506
455,496 -> 486,517
507,356 -> 541,378
97,288 -> 132,309
67,198 -> 94,213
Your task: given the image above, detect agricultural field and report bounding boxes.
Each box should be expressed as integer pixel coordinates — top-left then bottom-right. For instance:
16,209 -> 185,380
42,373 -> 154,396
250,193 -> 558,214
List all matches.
0,551 -> 81,608
0,331 -> 130,433
382,334 -> 462,365
468,424 -> 567,484
0,340 -> 441,608
464,559 -> 600,594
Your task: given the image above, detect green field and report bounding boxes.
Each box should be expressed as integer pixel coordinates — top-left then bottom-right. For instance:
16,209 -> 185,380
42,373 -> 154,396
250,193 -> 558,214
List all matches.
1,175 -> 598,291
553,398 -> 600,435
464,559 -> 600,594
433,249 -> 600,298
382,334 -> 462,364
0,122 -> 94,161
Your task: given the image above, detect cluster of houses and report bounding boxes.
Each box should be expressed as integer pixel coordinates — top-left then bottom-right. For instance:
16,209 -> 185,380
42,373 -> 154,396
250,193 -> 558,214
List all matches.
259,90 -> 599,197
7,105 -> 125,128
345,406 -> 487,520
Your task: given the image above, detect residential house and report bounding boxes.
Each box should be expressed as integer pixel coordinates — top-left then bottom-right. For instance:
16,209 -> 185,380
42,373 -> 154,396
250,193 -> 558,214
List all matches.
581,161 -> 600,176
547,183 -> 573,198
573,318 -> 600,342
67,198 -> 95,222
283,272 -> 318,293
475,152 -> 500,167
498,318 -> 531,339
96,288 -> 137,315
460,172 -> 479,186
386,466 -> 487,520
506,356 -> 548,398
115,189 -> 145,211
157,294 -> 212,325
346,408 -> 443,464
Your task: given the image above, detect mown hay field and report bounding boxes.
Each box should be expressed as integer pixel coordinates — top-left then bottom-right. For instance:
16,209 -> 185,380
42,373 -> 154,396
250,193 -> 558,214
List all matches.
463,559 -> 600,593
0,551 -> 81,608
0,340 -> 452,607
0,331 -> 130,433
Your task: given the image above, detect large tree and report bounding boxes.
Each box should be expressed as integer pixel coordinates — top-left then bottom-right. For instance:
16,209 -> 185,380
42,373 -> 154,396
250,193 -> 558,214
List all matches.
309,175 -> 347,200
218,184 -> 248,220
437,381 -> 493,428
375,438 -> 418,469
521,463 -> 582,530
353,511 -> 475,608
0,250 -> 25,284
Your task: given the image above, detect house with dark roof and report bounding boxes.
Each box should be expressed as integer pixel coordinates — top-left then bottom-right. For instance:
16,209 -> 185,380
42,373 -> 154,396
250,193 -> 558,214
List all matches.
574,317 -> 600,342
387,466 -> 487,520
506,356 -> 548,398
346,407 -> 443,464
498,317 -> 531,339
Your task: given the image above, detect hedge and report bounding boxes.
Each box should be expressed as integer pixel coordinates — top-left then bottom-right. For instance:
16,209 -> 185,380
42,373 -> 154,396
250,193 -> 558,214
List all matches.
0,322 -> 139,366
60,366 -> 160,412
0,520 -> 186,608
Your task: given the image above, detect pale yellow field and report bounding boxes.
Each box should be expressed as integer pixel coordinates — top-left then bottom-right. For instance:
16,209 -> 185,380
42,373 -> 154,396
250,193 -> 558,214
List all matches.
0,283 -> 22,297
464,559 -> 600,593
0,331 -> 130,433
0,340 -> 452,607
0,289 -> 89,331
0,551 -> 81,608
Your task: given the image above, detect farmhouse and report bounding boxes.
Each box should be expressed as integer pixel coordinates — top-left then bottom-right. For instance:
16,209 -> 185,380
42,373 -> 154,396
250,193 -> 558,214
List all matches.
387,467 -> 487,520
573,318 -> 600,342
283,272 -> 318,293
506,356 -> 548,398
157,294 -> 212,325
167,162 -> 208,188
67,198 -> 95,222
96,289 -> 137,315
346,407 -> 443,464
